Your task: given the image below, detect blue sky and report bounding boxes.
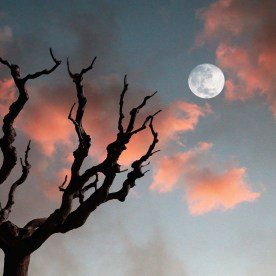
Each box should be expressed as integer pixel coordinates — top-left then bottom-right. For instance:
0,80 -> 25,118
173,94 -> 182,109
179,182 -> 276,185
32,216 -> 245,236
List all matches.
0,0 -> 275,275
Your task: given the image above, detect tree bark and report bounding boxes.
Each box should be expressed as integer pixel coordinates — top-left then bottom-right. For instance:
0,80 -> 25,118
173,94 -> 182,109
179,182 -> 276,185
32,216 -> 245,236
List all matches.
3,253 -> 30,276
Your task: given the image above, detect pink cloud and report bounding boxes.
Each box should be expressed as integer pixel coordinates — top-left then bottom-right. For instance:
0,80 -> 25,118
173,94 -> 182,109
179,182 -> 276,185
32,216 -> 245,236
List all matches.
151,143 -> 260,215
0,78 -> 16,117
186,167 -> 260,215
0,71 -> 212,164
196,0 -> 245,47
197,0 -> 276,117
157,101 -> 211,142
0,75 -> 213,202
119,100 -> 211,165
21,98 -> 73,156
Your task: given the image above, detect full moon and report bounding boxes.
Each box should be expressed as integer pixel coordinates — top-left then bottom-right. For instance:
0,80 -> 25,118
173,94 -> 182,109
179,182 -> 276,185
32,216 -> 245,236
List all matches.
188,64 -> 225,98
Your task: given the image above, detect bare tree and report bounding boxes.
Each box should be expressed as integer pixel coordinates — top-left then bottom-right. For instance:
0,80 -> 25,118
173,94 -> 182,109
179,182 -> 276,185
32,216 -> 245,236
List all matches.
0,50 -> 160,276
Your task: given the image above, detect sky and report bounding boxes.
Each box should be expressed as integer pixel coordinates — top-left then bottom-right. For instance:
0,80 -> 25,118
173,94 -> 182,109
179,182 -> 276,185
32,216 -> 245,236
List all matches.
0,0 -> 275,275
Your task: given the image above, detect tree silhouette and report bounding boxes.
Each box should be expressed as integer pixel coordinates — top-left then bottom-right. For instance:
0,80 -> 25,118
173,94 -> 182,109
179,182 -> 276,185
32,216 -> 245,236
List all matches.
0,49 -> 160,276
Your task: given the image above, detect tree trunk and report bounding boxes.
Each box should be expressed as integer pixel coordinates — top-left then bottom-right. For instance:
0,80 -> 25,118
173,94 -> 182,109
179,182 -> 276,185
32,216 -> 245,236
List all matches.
3,253 -> 30,276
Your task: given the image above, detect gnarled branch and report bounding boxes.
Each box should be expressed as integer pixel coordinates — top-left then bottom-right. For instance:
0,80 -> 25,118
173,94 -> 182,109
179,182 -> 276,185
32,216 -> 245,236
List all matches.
118,75 -> 128,133
67,57 -> 96,84
24,218 -> 48,231
0,141 -> 31,223
107,112 -> 161,202
66,58 -> 96,182
23,48 -> 61,82
0,49 -> 61,185
126,91 -> 157,133
0,54 -> 161,259
0,57 -> 11,69
57,174 -> 115,233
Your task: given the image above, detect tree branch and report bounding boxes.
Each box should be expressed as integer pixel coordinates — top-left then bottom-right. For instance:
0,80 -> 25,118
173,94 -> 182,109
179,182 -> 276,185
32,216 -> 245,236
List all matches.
118,75 -> 128,133
128,109 -> 160,136
58,175 -> 68,192
106,112 -> 161,202
0,221 -> 21,251
68,103 -> 83,142
22,48 -> 61,82
126,91 -> 157,133
67,57 -> 96,84
66,59 -> 96,184
59,174 -> 99,204
57,174 -> 115,233
22,58 -> 98,254
77,173 -> 99,204
0,57 -> 11,69
24,218 -> 48,231
0,49 -> 60,185
9,55 -> 161,256
0,141 -> 31,223
82,89 -> 159,182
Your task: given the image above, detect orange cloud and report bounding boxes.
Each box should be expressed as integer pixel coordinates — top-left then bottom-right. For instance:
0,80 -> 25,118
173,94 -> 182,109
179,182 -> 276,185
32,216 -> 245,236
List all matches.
21,99 -> 73,156
151,143 -> 260,215
0,75 -> 213,202
186,167 -> 260,215
197,0 -> 276,116
119,100 -> 211,165
0,72 -> 211,164
157,101 -> 211,142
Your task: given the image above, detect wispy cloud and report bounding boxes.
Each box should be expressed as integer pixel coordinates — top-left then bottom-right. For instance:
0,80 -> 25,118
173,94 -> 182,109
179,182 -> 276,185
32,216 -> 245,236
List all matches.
126,232 -> 187,276
0,26 -> 12,44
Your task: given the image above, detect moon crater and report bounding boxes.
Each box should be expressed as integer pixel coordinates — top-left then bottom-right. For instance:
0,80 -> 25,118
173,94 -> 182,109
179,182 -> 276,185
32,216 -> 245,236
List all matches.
188,64 -> 225,99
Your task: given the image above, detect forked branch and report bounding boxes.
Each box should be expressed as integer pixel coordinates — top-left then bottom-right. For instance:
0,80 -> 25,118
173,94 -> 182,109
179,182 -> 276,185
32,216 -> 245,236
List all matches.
66,58 -> 97,183
126,91 -> 157,133
0,49 -> 61,185
67,57 -> 96,83
0,57 -> 11,69
0,54 -> 161,259
23,48 -> 61,82
107,112 -> 161,202
0,141 -> 31,223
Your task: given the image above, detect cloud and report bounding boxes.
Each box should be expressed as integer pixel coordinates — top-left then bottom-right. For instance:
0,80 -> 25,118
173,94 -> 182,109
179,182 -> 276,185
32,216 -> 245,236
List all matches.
119,100 -> 211,165
0,26 -> 12,44
0,73 -> 213,202
0,78 -> 15,118
20,89 -> 74,156
21,79 -> 210,171
0,75 -> 121,157
0,64 -> 256,216
196,0 -> 276,116
0,75 -> 118,199
126,232 -> 187,276
30,235 -> 85,276
151,142 -> 260,215
158,101 -> 211,142
0,25 -> 13,62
